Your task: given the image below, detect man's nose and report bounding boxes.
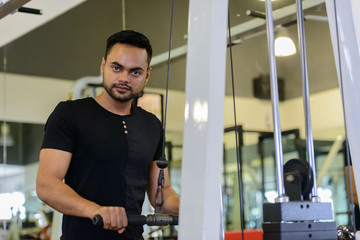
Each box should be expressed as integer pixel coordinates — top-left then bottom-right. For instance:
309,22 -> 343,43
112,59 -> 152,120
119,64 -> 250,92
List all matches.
118,71 -> 130,83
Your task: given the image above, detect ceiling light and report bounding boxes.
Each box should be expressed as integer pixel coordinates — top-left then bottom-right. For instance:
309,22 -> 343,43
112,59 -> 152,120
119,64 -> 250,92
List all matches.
275,36 -> 296,57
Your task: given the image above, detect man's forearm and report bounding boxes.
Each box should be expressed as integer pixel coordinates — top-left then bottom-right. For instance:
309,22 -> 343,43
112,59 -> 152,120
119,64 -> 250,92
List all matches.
163,187 -> 180,215
36,175 -> 100,219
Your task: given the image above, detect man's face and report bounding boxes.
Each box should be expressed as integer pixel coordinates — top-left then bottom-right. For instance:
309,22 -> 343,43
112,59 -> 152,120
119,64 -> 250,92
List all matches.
101,43 -> 151,102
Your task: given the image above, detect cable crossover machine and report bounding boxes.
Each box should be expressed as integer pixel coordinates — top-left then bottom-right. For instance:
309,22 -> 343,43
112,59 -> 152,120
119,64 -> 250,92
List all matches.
88,0 -> 360,239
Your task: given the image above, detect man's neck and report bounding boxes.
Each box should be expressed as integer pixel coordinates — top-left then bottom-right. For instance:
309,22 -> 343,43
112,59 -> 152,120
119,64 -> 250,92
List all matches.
94,93 -> 132,116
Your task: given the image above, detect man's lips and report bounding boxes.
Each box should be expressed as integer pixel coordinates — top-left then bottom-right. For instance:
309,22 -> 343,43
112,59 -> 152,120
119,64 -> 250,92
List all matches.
113,83 -> 130,92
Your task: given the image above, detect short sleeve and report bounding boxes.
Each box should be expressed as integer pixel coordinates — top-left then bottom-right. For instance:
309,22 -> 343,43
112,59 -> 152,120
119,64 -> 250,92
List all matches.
41,101 -> 77,153
152,119 -> 164,161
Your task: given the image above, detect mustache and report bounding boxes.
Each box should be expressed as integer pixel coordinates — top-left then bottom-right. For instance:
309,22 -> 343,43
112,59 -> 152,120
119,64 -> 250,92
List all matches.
113,82 -> 131,89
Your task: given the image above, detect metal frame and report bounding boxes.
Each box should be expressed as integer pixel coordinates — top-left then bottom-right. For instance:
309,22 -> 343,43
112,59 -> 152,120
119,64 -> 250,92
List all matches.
178,0 -> 360,238
178,0 -> 228,239
0,0 -> 30,20
325,0 -> 360,208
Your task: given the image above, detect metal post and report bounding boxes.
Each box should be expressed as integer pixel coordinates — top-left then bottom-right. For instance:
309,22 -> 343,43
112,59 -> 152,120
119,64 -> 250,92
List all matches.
295,0 -> 320,202
325,0 -> 360,215
178,0 -> 229,239
264,0 -> 288,202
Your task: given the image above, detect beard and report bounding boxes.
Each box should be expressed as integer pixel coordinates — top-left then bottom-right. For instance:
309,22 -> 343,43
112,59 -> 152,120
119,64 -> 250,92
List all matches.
103,81 -> 142,102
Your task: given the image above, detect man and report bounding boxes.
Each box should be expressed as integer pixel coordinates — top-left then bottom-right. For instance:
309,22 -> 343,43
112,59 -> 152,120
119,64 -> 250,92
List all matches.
36,30 -> 180,240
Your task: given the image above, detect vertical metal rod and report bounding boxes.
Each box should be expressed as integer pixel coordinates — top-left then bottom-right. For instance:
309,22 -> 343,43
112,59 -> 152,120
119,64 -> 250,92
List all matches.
264,0 -> 283,196
295,0 -> 319,201
222,145 -> 229,228
265,0 -> 287,201
121,0 -> 126,30
259,139 -> 265,203
219,185 -> 225,240
1,45 -> 7,238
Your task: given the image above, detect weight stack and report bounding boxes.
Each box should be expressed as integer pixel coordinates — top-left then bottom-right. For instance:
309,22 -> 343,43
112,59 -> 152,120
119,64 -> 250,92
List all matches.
262,201 -> 337,240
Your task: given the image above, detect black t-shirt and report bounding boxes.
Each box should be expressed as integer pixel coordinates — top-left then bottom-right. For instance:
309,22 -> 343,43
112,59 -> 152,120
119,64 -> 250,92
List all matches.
41,97 -> 163,240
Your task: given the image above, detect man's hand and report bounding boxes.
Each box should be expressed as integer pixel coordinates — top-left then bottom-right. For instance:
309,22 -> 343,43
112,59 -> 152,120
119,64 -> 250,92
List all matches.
91,206 -> 128,234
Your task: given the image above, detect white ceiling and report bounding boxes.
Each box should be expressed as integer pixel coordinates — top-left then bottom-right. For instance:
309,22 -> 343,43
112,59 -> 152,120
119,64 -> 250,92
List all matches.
0,0 -> 85,47
0,0 -> 336,99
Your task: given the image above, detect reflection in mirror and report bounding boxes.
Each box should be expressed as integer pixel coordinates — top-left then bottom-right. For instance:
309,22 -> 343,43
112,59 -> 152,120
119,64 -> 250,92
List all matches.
0,121 -> 48,239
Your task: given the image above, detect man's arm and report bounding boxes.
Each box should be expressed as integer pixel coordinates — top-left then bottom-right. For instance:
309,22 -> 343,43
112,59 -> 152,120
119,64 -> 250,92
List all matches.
147,161 -> 180,215
36,148 -> 127,233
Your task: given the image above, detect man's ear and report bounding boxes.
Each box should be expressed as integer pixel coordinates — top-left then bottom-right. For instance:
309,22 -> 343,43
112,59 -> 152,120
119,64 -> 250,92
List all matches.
101,57 -> 106,75
145,67 -> 152,85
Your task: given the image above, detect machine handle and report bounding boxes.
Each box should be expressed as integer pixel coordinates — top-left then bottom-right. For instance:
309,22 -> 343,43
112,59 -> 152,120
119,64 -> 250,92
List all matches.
92,214 -> 178,227
128,215 -> 147,225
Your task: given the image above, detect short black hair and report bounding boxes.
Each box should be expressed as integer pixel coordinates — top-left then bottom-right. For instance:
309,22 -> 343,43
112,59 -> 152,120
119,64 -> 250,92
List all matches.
104,30 -> 152,67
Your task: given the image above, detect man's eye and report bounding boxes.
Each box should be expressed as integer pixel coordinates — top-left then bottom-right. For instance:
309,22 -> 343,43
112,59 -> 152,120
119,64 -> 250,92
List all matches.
112,66 -> 120,71
132,71 -> 140,75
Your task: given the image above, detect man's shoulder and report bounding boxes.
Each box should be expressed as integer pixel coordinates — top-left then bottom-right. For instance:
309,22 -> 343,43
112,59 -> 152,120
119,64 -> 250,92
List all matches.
69,97 -> 94,106
56,97 -> 94,110
134,106 -> 161,122
56,97 -> 92,106
50,98 -> 95,121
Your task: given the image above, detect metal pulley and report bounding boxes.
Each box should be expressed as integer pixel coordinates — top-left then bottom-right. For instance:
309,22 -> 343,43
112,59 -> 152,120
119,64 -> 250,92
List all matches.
284,158 -> 313,201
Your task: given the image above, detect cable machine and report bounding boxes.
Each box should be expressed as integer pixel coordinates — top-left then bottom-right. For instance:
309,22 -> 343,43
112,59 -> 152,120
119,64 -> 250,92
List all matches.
261,0 -> 337,239
80,0 -> 360,239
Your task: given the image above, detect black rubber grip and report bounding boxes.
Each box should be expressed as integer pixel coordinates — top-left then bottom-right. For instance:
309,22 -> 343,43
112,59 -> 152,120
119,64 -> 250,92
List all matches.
127,215 -> 147,225
171,215 -> 179,225
92,214 -> 104,227
92,214 -> 147,227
